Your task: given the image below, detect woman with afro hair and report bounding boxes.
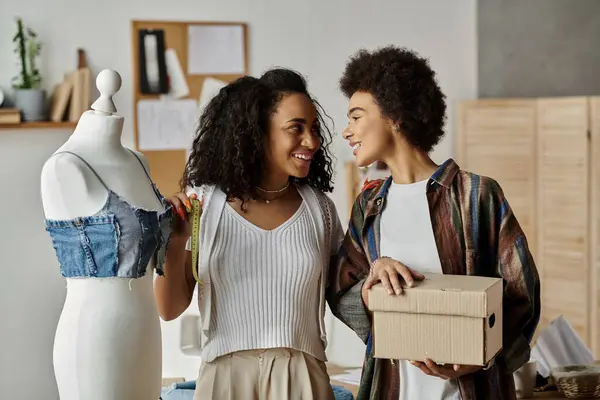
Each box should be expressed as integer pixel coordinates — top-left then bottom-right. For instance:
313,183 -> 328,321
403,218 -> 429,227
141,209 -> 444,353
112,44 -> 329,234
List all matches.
326,46 -> 540,400
155,69 -> 344,400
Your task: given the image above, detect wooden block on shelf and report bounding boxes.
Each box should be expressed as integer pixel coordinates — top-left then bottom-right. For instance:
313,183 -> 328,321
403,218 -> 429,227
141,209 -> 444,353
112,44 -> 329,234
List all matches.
50,79 -> 73,123
0,108 -> 21,125
68,68 -> 89,123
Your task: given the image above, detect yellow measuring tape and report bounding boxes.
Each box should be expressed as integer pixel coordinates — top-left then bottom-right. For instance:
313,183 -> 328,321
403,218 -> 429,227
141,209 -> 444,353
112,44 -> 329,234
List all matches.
189,197 -> 203,285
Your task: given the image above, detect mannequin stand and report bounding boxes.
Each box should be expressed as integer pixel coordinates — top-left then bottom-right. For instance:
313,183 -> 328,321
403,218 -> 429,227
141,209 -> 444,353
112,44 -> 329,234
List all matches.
41,69 -> 163,400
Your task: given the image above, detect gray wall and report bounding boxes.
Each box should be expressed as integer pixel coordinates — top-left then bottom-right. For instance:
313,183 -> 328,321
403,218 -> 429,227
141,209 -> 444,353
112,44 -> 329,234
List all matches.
478,0 -> 600,98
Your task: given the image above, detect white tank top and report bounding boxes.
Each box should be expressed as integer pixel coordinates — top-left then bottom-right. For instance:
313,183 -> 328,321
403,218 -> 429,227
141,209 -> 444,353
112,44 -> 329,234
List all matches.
201,201 -> 326,363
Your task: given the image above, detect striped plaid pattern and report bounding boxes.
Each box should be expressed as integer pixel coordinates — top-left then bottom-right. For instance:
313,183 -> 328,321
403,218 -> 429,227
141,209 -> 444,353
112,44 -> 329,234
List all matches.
326,159 -> 540,400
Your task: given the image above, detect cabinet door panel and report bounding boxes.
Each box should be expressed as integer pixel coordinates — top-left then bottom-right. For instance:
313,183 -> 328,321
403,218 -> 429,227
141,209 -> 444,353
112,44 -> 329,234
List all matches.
457,100 -> 537,255
537,97 -> 590,346
590,97 -> 600,356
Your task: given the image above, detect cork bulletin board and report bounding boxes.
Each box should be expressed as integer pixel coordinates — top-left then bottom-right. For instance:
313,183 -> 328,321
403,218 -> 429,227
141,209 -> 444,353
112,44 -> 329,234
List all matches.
131,20 -> 249,196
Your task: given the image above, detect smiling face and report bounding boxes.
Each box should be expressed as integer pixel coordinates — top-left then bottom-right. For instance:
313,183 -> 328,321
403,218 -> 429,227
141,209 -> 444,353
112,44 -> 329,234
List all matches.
264,92 -> 320,180
343,91 -> 396,167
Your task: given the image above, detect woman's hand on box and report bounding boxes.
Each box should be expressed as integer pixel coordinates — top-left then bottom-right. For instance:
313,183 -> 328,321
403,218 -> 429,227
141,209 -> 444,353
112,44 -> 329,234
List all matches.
410,359 -> 482,380
361,257 -> 425,307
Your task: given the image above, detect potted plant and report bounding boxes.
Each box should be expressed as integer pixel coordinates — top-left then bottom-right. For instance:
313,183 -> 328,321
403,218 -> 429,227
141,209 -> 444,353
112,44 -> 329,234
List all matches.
12,17 -> 45,121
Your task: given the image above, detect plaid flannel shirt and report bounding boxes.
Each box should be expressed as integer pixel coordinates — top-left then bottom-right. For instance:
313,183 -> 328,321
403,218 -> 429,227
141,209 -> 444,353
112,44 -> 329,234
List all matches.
326,158 -> 540,400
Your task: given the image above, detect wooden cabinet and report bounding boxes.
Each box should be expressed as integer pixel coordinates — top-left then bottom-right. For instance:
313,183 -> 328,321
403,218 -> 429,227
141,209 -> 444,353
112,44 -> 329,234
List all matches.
457,96 -> 600,356
457,100 -> 538,255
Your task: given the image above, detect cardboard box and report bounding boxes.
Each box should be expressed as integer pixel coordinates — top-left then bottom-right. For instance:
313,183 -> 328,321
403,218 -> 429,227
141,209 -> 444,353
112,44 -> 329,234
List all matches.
368,272 -> 503,366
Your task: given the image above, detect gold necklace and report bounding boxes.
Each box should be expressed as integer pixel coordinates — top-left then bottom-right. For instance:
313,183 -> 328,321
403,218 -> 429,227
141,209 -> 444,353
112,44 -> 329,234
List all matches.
256,182 -> 290,203
256,181 -> 290,194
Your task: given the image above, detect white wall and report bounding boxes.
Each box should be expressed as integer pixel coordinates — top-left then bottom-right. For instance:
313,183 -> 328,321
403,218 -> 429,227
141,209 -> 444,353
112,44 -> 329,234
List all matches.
0,130 -> 71,400
0,0 -> 476,398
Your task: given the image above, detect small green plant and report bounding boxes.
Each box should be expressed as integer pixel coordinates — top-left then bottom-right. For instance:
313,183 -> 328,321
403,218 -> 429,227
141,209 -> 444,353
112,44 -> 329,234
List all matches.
12,17 -> 42,90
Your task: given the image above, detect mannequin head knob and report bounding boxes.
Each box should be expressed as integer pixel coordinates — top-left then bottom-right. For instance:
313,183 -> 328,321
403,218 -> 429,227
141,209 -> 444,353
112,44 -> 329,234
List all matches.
91,69 -> 122,115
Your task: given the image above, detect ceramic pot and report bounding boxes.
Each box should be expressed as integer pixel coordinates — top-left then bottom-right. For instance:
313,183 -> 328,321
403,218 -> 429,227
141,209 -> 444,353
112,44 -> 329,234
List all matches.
14,88 -> 46,121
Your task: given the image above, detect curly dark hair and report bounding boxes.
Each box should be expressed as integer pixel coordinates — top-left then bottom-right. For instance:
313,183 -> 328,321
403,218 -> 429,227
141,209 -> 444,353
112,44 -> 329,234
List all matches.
339,46 -> 447,153
181,68 -> 335,202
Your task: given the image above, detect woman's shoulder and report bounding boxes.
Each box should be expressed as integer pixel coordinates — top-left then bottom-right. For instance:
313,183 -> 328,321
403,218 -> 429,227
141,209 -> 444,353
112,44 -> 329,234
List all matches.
354,177 -> 388,208
453,169 -> 505,200
297,186 -> 341,227
185,184 -> 216,201
301,186 -> 337,210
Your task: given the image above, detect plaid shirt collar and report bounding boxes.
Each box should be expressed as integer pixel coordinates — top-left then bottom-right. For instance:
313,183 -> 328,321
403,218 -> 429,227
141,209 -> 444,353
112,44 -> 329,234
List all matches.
363,158 -> 460,219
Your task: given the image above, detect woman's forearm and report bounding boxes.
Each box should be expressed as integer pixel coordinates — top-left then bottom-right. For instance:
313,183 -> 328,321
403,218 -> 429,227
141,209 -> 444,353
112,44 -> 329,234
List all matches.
154,236 -> 194,321
334,279 -> 372,343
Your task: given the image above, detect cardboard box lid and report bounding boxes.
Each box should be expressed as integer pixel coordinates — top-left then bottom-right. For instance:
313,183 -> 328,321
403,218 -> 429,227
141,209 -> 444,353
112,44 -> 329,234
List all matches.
368,273 -> 502,318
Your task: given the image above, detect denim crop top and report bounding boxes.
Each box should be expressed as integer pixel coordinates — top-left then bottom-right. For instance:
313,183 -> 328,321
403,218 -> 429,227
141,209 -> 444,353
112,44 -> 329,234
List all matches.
44,150 -> 173,279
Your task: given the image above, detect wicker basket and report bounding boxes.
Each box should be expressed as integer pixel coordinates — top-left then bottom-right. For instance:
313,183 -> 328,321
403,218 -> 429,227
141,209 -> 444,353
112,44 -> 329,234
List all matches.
550,365 -> 600,398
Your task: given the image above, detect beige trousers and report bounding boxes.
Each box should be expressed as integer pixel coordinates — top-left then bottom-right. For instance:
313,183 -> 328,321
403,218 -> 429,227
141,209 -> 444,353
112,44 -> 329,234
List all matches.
194,348 -> 334,400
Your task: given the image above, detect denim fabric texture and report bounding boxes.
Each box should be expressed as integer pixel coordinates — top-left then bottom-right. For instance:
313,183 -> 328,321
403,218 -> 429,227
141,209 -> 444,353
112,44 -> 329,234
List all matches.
44,150 -> 173,279
158,381 -> 355,400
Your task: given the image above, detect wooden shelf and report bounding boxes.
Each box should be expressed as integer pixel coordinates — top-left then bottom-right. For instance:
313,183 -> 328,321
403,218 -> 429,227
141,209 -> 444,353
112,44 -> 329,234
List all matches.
0,121 -> 77,130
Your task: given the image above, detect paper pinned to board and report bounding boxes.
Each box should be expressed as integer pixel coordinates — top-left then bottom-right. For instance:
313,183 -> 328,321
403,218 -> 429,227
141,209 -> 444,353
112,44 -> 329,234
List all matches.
187,25 -> 245,75
530,315 -> 595,377
182,77 -> 228,159
198,77 -> 227,113
161,48 -> 189,99
137,99 -> 199,151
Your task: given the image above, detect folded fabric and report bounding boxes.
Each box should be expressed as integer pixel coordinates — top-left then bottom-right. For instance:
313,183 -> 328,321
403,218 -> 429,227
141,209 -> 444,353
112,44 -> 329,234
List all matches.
171,381 -> 196,390
160,382 -> 355,400
160,387 -> 194,400
332,384 -> 354,400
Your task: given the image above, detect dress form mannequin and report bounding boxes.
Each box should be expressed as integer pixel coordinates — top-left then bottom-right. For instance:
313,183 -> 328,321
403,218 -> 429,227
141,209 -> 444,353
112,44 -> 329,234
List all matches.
41,70 -> 162,400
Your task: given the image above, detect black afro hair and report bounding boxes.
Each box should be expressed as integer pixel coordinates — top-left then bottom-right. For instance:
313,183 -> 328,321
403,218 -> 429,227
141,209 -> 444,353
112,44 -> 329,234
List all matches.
340,46 -> 447,153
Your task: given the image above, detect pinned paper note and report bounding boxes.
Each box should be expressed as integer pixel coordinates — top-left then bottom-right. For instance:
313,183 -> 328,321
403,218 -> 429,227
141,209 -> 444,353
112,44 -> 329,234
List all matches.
137,99 -> 199,151
162,48 -> 189,99
187,25 -> 245,75
198,77 -> 227,113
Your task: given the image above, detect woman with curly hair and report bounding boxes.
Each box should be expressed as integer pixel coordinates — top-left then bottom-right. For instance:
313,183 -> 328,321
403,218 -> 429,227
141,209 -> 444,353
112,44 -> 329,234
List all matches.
155,68 -> 342,400
327,46 -> 540,400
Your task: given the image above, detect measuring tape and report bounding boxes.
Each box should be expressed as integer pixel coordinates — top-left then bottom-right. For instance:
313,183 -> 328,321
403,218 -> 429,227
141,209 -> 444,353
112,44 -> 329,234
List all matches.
189,197 -> 204,285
